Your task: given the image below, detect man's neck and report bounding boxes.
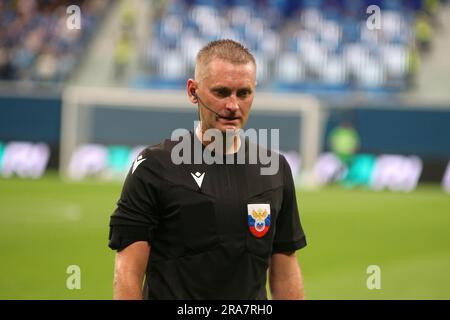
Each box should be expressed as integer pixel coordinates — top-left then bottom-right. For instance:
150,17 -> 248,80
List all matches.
195,123 -> 241,155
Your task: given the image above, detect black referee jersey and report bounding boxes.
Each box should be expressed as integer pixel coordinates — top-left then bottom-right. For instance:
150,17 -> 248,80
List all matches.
109,131 -> 307,300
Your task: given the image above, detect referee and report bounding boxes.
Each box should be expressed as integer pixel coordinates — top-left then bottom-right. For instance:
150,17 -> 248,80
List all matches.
108,39 -> 307,299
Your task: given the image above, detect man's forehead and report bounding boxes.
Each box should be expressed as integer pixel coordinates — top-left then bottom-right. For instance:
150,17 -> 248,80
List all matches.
196,58 -> 256,81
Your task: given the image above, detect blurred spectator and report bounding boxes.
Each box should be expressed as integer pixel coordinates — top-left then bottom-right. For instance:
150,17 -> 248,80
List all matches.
329,122 -> 360,165
114,31 -> 133,82
33,45 -> 57,81
424,0 -> 440,20
0,0 -> 109,83
113,2 -> 136,82
415,12 -> 433,53
0,47 -> 13,79
406,43 -> 421,88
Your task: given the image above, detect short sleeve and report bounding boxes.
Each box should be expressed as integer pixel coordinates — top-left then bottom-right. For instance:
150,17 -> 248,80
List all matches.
108,152 -> 160,251
272,155 -> 307,253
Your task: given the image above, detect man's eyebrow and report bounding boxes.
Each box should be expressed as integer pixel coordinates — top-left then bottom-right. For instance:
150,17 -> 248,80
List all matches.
237,87 -> 253,92
210,86 -> 253,92
210,86 -> 231,92
210,87 -> 232,96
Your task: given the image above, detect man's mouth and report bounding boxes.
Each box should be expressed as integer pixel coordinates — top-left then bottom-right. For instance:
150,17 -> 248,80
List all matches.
217,115 -> 240,121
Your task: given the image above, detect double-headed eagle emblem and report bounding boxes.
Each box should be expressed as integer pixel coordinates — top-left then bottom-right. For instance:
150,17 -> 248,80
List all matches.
247,204 -> 271,237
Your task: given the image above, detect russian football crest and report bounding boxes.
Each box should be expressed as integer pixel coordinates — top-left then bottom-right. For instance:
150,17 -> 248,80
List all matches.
247,204 -> 271,238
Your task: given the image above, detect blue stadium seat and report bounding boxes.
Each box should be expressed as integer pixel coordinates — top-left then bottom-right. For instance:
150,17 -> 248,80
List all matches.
141,0 -> 428,94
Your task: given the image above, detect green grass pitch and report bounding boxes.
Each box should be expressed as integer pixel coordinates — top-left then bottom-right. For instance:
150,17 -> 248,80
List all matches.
1,175 -> 449,299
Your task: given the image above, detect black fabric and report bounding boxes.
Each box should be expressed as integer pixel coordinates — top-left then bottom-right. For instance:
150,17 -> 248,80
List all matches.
272,155 -> 307,253
108,131 -> 307,299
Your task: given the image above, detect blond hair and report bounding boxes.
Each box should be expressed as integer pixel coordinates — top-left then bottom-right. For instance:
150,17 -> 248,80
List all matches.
195,39 -> 256,80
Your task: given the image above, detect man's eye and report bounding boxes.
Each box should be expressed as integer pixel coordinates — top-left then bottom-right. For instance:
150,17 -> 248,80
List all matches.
237,90 -> 251,98
215,89 -> 231,97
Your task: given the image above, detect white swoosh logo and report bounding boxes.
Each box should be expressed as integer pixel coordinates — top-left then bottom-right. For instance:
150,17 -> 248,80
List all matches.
191,171 -> 205,188
132,155 -> 146,174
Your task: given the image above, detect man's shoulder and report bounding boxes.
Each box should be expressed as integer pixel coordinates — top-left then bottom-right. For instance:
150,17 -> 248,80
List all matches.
134,132 -> 191,171
126,139 -> 176,181
140,137 -> 179,159
141,129 -> 194,157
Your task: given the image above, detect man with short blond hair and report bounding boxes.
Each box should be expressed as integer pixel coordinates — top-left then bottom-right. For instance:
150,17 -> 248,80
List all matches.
109,39 -> 307,300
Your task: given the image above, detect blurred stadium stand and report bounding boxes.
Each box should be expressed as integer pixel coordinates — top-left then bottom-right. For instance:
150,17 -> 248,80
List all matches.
133,0 -> 447,95
0,0 -> 109,84
1,0 -> 448,95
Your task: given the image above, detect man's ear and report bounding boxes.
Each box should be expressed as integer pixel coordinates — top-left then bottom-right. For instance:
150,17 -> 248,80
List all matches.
187,79 -> 197,103
191,89 -> 198,103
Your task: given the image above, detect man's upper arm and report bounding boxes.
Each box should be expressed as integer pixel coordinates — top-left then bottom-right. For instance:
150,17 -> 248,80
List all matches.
109,149 -> 161,251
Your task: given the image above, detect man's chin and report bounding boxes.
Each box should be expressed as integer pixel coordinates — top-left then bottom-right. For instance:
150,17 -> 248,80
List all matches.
218,124 -> 241,134
216,118 -> 241,131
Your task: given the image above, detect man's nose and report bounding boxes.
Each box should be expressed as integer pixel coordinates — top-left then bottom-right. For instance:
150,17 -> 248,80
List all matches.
225,95 -> 239,112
